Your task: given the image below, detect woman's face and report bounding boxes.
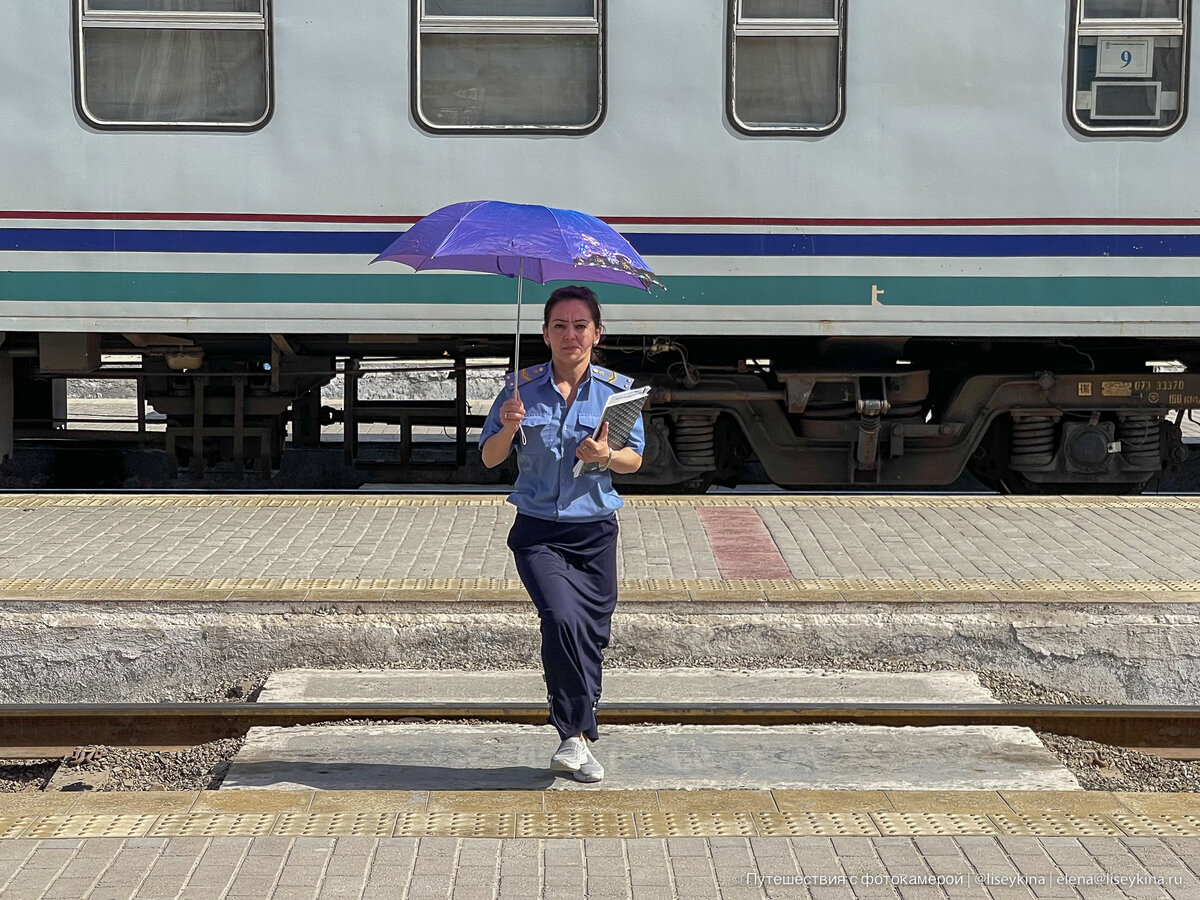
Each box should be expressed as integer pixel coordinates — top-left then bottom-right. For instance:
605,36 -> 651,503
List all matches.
543,299 -> 600,367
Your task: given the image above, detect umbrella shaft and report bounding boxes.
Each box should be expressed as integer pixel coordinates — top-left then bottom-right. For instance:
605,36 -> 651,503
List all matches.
513,260 -> 524,399
513,263 -> 526,445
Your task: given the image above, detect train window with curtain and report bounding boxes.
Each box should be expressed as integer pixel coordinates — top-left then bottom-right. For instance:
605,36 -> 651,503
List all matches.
727,0 -> 846,135
414,0 -> 605,134
1070,0 -> 1190,135
75,0 -> 272,130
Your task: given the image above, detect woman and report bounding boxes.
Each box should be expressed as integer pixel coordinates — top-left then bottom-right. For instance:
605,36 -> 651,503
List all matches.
480,285 -> 644,783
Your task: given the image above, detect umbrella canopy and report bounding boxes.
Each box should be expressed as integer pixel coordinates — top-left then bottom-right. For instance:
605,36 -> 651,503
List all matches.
372,200 -> 663,290
374,200 -> 663,435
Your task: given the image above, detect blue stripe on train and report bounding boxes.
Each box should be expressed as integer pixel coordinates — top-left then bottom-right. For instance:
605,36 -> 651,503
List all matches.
3,229 -> 1200,257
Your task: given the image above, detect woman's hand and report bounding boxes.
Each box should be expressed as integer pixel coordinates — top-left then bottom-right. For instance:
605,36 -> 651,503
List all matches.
576,422 -> 612,467
480,394 -> 525,468
499,396 -> 525,432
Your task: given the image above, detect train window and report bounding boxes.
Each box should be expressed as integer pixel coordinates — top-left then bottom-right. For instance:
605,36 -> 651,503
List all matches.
727,0 -> 846,135
74,0 -> 271,130
1082,0 -> 1181,17
414,0 -> 604,134
741,0 -> 837,18
1070,0 -> 1190,135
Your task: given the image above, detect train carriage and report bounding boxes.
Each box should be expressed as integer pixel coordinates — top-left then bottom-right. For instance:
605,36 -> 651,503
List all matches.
2,0 -> 1199,490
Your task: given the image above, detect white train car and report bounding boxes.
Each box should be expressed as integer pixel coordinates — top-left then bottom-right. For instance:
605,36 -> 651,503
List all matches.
1,0 -> 1198,489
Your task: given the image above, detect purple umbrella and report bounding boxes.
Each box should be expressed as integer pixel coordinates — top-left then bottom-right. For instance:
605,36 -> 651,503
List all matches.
373,200 -> 662,393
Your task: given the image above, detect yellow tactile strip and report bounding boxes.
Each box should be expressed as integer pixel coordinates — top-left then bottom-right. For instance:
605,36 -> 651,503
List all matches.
1,493 -> 1199,510
0,791 -> 1196,839
1,576 -> 1198,603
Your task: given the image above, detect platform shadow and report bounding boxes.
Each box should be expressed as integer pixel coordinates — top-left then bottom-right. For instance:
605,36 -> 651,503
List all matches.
222,762 -> 558,791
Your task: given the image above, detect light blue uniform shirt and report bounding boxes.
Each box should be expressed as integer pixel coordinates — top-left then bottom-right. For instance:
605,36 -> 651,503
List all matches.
480,363 -> 647,523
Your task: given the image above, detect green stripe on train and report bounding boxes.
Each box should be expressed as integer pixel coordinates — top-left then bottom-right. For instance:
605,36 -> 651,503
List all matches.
1,272 -> 1199,306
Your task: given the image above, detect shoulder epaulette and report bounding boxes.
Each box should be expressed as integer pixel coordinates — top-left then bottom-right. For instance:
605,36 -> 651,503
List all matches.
590,365 -> 634,390
503,364 -> 548,390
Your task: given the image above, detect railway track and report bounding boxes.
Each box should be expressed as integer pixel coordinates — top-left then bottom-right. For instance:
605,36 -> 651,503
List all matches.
2,702 -> 1198,760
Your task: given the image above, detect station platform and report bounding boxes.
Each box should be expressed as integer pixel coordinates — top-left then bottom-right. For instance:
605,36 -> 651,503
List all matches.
1,492 -> 1198,707
1,492 -> 1198,897
0,790 -> 1196,898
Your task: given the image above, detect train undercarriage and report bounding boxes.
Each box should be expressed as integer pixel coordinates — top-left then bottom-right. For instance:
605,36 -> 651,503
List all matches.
0,331 -> 1194,493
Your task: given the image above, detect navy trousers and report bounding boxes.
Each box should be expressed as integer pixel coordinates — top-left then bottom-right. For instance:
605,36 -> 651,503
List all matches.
507,512 -> 619,742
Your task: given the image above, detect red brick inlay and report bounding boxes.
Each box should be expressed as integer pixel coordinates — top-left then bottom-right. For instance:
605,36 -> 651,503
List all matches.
695,507 -> 793,579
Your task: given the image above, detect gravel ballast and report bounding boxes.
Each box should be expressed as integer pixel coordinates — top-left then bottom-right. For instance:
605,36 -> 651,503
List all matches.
4,660 -> 1197,794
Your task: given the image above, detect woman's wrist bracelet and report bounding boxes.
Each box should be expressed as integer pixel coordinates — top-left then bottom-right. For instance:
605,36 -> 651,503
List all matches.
600,447 -> 612,471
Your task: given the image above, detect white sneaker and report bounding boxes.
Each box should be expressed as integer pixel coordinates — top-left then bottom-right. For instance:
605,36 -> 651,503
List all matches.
575,741 -> 604,784
550,736 -> 588,773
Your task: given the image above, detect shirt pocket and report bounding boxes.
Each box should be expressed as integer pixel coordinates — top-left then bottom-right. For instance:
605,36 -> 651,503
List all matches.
575,414 -> 603,450
517,412 -> 554,452
577,414 -> 602,436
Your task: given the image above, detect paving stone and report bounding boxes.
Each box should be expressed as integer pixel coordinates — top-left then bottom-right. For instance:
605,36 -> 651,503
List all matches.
277,865 -> 327,887
664,874 -> 718,898
498,858 -> 539,877
22,848 -> 77,869
498,876 -> 540,898
0,843 -> 34,861
42,876 -> 101,900
670,855 -> 715,879
449,883 -> 496,900
124,838 -> 169,850
586,855 -> 628,878
586,875 -> 634,897
829,837 -> 879,857
407,873 -> 455,899
318,874 -> 369,897
324,855 -> 371,877
330,837 -> 376,856
628,886 -> 676,900
414,854 -> 457,875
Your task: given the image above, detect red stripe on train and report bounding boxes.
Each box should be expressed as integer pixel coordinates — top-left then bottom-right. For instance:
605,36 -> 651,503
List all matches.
4,212 -> 1200,227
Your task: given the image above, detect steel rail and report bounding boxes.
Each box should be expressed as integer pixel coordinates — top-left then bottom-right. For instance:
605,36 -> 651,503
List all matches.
2,702 -> 1199,759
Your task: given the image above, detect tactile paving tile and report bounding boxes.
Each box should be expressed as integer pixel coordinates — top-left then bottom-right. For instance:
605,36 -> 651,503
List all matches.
987,813 -> 1123,837
23,814 -> 156,839
874,812 -> 998,836
682,578 -> 766,591
0,575 -> 1194,597
515,812 -> 636,838
0,495 -> 514,509
755,812 -> 880,837
634,811 -> 758,838
394,812 -> 514,838
147,813 -> 274,837
5,493 -> 1200,510
621,578 -> 685,591
1111,815 -> 1200,837
1018,579 -> 1097,591
5,808 -> 1200,839
0,817 -> 32,840
273,812 -> 395,837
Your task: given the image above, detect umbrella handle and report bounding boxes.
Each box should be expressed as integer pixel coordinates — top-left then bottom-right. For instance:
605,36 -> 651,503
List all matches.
512,385 -> 525,446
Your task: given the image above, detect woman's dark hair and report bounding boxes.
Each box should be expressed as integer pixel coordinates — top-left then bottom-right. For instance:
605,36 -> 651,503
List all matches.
543,285 -> 602,330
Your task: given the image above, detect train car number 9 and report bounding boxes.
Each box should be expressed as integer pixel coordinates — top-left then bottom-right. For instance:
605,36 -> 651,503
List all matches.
1098,39 -> 1153,77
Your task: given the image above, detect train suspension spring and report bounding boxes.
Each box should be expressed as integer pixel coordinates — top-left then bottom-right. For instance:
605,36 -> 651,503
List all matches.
1009,414 -> 1058,469
671,413 -> 717,468
1117,414 -> 1162,468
